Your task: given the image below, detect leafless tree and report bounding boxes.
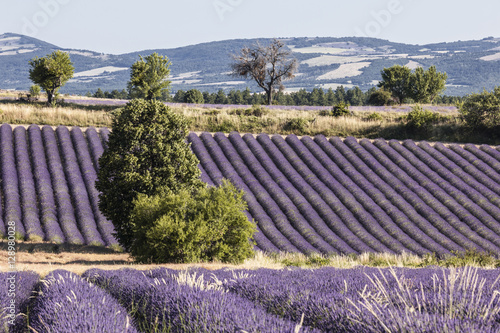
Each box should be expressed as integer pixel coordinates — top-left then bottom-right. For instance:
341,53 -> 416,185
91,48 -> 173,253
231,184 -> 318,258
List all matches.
231,39 -> 298,105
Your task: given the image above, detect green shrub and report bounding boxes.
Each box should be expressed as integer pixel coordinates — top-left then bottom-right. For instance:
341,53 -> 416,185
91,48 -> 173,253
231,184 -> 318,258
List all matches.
284,117 -> 309,133
230,104 -> 268,117
459,87 -> 500,129
367,89 -> 394,106
406,104 -> 440,129
366,112 -> 383,121
331,102 -> 350,117
129,180 -> 256,264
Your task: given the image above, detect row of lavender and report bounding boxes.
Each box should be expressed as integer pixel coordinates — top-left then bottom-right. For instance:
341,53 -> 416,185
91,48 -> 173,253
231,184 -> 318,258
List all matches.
2,267 -> 499,332
0,124 -> 118,247
189,132 -> 500,256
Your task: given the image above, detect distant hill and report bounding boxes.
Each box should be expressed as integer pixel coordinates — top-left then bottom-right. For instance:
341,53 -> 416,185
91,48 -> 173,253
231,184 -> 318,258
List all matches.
1,32 -> 500,96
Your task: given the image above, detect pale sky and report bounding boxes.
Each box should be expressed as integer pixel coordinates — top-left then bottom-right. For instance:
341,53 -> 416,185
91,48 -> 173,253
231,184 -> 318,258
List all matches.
1,0 -> 499,54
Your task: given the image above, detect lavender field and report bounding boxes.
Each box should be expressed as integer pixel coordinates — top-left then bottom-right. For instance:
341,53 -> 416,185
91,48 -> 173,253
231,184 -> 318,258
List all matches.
190,131 -> 500,256
2,266 -> 500,332
1,123 -> 500,258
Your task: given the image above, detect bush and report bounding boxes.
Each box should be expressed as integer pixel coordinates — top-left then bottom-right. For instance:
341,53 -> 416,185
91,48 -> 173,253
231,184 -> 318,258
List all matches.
331,102 -> 350,117
406,104 -> 440,129
367,89 -> 394,106
96,99 -> 203,251
129,180 -> 256,264
230,105 -> 268,117
366,112 -> 383,121
284,118 -> 309,133
459,87 -> 500,129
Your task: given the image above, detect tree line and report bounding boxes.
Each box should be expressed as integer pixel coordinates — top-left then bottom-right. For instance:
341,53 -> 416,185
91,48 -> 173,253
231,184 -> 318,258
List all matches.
86,85 -> 463,107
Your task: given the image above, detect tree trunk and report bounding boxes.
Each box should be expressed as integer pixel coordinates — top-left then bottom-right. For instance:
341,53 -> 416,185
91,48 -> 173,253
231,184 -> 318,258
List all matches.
266,89 -> 273,105
47,91 -> 54,105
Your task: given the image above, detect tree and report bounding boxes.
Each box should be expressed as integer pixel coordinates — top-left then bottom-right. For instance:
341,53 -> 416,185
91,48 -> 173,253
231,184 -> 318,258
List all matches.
94,88 -> 105,98
29,50 -> 74,105
231,39 -> 298,105
459,87 -> 500,129
346,86 -> 364,106
127,52 -> 171,100
378,65 -> 412,104
184,89 -> 204,104
214,89 -> 228,104
408,66 -> 447,103
96,99 -> 203,250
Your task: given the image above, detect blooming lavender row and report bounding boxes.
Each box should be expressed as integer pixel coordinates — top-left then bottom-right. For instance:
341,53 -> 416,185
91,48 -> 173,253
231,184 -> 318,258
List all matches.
0,124 -> 24,238
479,144 -> 500,163
265,134 -> 410,254
198,132 -> 298,253
42,126 -> 85,244
225,132 -> 341,255
361,138 -> 492,250
56,126 -> 104,246
365,139 -> 500,252
188,132 -> 225,186
310,135 -> 459,255
466,144 -> 500,173
13,126 -> 45,241
443,143 -> 500,194
71,127 -> 118,247
191,132 -> 500,256
240,133 -> 365,254
28,270 -> 137,333
99,127 -> 110,149
0,271 -> 39,333
288,134 -> 440,256
82,266 -> 499,333
402,141 -> 500,235
85,127 -> 105,171
214,132 -> 318,254
224,266 -> 500,332
257,133 -> 389,254
415,141 -> 500,218
83,268 -> 318,333
28,126 -> 65,243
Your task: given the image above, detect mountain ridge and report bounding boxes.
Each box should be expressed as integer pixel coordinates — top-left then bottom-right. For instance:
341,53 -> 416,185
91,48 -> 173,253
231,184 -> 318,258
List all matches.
1,32 -> 499,96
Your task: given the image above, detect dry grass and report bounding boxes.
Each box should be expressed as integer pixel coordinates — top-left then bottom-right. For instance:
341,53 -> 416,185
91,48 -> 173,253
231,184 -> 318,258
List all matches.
0,102 -> 112,127
3,241 -> 498,277
0,100 -> 409,138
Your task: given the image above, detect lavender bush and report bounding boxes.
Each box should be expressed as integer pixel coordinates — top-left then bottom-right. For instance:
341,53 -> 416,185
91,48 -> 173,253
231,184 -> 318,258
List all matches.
28,270 -> 137,333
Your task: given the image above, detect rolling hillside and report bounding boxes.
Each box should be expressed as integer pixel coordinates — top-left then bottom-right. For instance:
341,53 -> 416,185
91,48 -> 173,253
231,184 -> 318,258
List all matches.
2,123 -> 500,256
1,33 -> 500,95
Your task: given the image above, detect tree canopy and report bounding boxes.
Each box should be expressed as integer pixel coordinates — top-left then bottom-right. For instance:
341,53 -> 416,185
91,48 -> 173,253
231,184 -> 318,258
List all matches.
96,99 -> 202,250
378,65 -> 412,104
378,65 -> 447,104
231,39 -> 298,105
28,50 -> 74,105
127,52 -> 171,100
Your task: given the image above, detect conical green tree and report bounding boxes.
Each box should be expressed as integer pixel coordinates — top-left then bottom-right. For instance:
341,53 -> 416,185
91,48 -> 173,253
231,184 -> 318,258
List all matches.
96,99 -> 203,250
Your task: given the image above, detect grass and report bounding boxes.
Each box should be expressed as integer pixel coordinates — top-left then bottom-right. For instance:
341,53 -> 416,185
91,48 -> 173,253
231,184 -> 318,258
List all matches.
2,241 -> 499,277
0,98 -> 498,144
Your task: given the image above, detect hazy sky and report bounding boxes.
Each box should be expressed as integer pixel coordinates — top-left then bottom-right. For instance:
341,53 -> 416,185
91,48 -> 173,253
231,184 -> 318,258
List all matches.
1,0 -> 499,54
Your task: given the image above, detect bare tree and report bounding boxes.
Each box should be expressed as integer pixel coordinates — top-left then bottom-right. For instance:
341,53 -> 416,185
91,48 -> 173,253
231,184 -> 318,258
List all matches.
231,39 -> 298,105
